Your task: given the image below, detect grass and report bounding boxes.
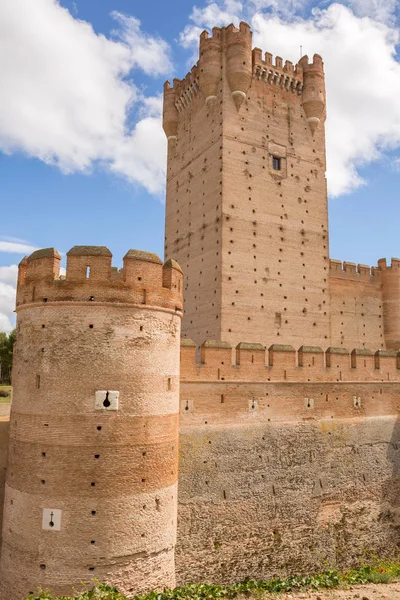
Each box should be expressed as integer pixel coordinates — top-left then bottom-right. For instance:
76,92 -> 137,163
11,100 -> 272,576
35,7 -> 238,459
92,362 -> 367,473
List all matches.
26,559 -> 400,600
0,385 -> 11,403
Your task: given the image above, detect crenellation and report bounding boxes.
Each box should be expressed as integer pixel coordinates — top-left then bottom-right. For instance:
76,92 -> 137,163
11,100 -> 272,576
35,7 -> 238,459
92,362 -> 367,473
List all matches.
329,259 -> 379,278
180,341 -> 400,383
252,48 -> 303,93
66,245 -> 112,281
298,346 -> 324,369
16,247 -> 184,315
350,348 -> 374,371
25,247 -> 61,282
236,342 -> 265,366
343,261 -> 357,274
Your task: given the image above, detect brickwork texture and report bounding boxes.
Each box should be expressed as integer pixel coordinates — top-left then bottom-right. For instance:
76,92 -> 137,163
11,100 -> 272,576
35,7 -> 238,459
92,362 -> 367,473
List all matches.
0,20 -> 399,600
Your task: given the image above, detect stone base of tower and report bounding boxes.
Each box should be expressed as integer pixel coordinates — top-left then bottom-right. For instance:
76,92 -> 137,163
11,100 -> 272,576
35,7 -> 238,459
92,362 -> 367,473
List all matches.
0,482 -> 177,600
0,545 -> 175,600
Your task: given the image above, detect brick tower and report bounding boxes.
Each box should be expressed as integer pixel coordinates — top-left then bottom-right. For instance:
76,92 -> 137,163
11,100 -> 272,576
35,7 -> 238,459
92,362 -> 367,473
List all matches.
0,246 -> 183,599
163,23 -> 330,348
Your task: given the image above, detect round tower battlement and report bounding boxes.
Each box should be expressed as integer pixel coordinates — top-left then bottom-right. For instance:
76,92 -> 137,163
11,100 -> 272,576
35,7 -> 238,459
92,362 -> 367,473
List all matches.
1,246 -> 183,599
198,28 -> 222,106
299,54 -> 326,134
224,22 -> 253,110
17,246 -> 183,313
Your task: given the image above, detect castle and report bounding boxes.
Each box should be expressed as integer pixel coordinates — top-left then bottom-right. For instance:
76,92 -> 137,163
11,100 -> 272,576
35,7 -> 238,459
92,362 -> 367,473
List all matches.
0,21 -> 399,600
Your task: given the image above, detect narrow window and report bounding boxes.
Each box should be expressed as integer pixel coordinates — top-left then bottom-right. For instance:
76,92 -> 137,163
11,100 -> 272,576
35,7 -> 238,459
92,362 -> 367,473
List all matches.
86,266 -> 91,279
272,156 -> 281,171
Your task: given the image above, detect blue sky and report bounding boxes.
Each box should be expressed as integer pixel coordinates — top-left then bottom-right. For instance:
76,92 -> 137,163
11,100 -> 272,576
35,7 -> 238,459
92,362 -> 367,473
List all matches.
0,0 -> 399,331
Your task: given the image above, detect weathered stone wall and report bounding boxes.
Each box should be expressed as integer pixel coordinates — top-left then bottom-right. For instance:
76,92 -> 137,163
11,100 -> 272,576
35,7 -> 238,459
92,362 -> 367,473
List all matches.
176,341 -> 400,583
176,415 -> 400,584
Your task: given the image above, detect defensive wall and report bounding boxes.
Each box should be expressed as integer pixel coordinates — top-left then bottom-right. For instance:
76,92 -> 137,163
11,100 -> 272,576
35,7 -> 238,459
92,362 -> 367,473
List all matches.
176,339 -> 400,584
329,259 -> 400,351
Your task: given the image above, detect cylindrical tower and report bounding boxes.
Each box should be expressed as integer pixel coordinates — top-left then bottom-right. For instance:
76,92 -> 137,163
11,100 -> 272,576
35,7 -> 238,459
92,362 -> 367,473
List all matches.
163,80 -> 179,141
299,54 -> 326,134
0,246 -> 183,599
225,22 -> 252,111
379,258 -> 400,350
198,28 -> 222,107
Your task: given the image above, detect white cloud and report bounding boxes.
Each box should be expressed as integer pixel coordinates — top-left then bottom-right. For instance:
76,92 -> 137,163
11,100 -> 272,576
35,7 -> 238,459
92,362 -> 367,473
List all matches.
0,267 -> 18,334
180,1 -> 243,49
0,0 -> 172,195
180,1 -> 400,197
111,12 -> 173,76
0,265 -> 18,286
138,94 -> 163,119
344,0 -> 397,25
111,116 -> 167,195
252,4 -> 400,196
249,0 -> 311,17
0,241 -> 37,254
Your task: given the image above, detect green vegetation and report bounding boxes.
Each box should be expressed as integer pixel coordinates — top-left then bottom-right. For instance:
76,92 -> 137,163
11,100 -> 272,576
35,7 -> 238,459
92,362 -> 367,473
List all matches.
26,559 -> 400,600
0,330 -> 16,385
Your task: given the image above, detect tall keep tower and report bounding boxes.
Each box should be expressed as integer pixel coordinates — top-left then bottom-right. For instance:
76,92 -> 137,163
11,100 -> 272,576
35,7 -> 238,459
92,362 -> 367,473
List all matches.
0,247 -> 183,599
164,23 -> 330,348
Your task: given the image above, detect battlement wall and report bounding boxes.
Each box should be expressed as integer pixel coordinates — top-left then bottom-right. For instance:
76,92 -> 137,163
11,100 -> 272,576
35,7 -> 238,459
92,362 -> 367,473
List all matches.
378,257 -> 400,271
330,257 -> 400,279
252,48 -> 304,93
16,247 -> 183,314
329,259 -> 381,280
180,340 -> 400,383
329,257 -> 400,350
199,21 -> 251,50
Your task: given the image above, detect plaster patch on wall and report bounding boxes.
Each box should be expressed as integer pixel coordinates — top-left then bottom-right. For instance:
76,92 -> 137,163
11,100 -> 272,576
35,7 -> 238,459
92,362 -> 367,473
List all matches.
305,397 -> 315,409
95,390 -> 119,411
42,508 -> 62,531
181,399 -> 194,413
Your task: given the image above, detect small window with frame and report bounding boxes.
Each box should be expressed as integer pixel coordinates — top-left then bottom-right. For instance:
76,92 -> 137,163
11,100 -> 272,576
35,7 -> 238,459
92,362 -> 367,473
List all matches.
272,156 -> 281,171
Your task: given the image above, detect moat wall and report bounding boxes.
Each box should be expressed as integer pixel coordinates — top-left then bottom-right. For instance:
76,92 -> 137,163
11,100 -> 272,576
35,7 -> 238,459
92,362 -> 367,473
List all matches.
174,342 -> 400,583
176,415 -> 400,584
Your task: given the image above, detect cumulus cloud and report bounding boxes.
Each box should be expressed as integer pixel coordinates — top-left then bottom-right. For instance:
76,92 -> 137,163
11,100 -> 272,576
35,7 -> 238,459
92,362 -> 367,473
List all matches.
0,0 -> 171,195
180,1 -> 400,197
248,0 -> 311,18
180,0 -> 243,48
0,241 -> 37,254
252,4 -> 400,196
0,266 -> 18,334
111,12 -> 173,76
345,0 -> 397,25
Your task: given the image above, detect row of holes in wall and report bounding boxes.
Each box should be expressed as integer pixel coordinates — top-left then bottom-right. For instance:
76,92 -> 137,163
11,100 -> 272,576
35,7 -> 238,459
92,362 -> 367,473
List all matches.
36,376 -> 172,391
42,289 -> 148,305
35,427 -> 175,573
183,389 -> 391,415
174,183 -> 329,337
40,324 -> 145,331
